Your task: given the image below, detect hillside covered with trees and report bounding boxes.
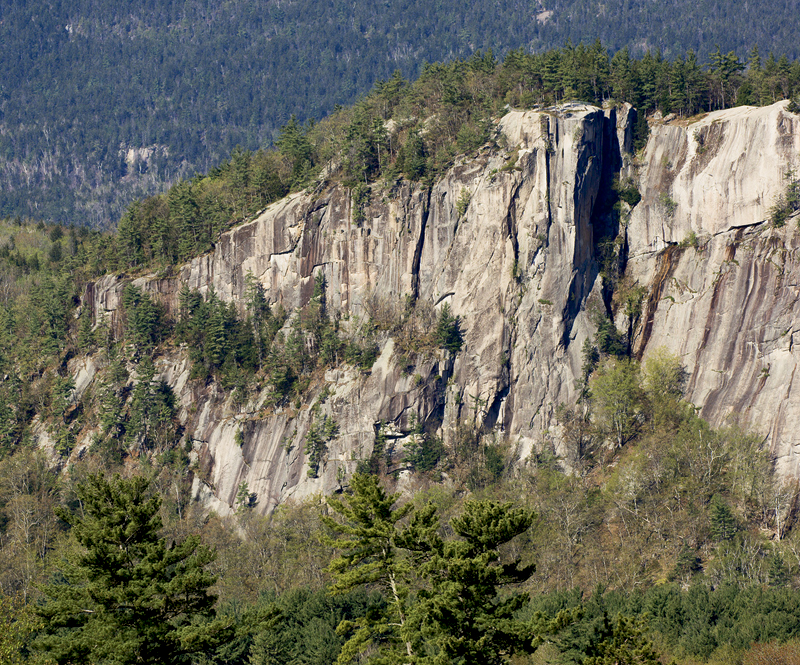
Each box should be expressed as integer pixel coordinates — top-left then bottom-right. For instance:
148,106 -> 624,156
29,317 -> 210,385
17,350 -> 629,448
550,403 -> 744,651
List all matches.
0,43 -> 800,663
2,0 -> 800,226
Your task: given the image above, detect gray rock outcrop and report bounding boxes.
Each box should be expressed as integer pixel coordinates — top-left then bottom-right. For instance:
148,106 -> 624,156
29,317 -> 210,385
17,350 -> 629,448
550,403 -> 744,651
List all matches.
626,101 -> 800,476
82,100 -> 800,512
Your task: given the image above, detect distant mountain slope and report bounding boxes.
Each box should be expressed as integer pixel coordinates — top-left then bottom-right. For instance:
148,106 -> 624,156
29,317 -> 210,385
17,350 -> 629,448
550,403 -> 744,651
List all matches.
1,0 -> 798,226
539,0 -> 800,60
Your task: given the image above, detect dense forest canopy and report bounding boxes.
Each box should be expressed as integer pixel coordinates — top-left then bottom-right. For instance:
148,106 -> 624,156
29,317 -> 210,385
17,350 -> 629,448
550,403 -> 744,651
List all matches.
2,0 -> 800,225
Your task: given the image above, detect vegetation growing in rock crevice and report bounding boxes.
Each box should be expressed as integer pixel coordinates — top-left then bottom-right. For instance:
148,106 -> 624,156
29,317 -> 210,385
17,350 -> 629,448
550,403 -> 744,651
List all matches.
770,167 -> 800,227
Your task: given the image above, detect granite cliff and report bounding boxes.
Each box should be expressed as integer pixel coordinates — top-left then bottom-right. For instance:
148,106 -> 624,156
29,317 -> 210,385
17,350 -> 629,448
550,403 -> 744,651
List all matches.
77,100 -> 800,513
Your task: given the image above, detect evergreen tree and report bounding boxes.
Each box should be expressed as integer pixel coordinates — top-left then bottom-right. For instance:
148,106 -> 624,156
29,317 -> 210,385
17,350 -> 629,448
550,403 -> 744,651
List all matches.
324,477 -> 559,665
122,284 -> 164,358
322,473 -> 417,664
434,303 -> 463,353
583,614 -> 661,665
709,494 -> 738,542
206,294 -> 228,369
34,473 -> 230,665
126,356 -> 177,453
409,500 -> 542,665
276,115 -> 313,187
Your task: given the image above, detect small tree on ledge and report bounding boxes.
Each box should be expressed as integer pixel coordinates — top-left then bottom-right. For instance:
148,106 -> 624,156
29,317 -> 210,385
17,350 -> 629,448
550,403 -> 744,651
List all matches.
435,303 -> 463,353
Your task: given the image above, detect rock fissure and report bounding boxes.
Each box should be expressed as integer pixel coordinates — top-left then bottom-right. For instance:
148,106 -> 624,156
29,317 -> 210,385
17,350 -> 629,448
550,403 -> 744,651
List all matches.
410,187 -> 432,302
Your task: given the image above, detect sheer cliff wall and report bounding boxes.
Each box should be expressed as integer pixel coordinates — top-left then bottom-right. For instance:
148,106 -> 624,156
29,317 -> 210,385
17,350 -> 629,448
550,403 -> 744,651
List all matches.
83,101 -> 800,512
626,101 -> 800,477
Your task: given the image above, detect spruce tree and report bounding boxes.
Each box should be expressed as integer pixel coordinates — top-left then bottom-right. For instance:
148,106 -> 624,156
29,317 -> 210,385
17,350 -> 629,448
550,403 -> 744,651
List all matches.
434,303 -> 463,353
709,494 -> 738,542
34,473 -> 230,665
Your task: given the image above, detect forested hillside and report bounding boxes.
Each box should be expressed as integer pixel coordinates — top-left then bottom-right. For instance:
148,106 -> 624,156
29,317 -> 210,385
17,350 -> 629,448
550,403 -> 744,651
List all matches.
1,41 -> 800,662
2,0 -> 800,226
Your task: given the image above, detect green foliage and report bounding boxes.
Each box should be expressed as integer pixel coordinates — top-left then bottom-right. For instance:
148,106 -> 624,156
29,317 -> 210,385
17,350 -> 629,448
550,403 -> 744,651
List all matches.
672,544 -> 701,580
34,473 -> 230,665
177,287 -> 261,385
410,500 -> 540,665
305,413 -> 339,478
614,178 -> 642,207
679,230 -> 699,248
0,594 -> 39,664
397,130 -> 428,181
323,475 -> 553,665
125,356 -> 177,453
434,303 -> 463,353
769,552 -> 790,588
276,116 -> 314,188
641,347 -> 686,402
322,473 -> 416,664
659,192 -> 679,217
404,433 -> 445,475
4,0 -> 800,226
590,357 -> 644,448
769,167 -> 800,227
235,481 -> 256,512
582,614 -> 661,665
122,284 -> 165,358
248,588 -> 379,665
455,118 -> 490,153
350,183 -> 370,226
343,107 -> 389,185
456,188 -> 471,218
642,583 -> 800,660
709,494 -> 738,542
48,374 -> 76,457
593,315 -> 627,358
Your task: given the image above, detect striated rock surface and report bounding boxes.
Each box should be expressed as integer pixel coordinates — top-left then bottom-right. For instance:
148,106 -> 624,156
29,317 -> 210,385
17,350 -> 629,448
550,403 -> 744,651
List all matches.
81,100 -> 800,512
627,100 -> 800,476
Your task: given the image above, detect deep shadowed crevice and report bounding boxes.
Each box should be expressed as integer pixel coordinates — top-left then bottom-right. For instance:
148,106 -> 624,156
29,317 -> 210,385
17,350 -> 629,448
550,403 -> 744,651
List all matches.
592,110 -> 633,317
483,382 -> 510,432
410,187 -> 432,302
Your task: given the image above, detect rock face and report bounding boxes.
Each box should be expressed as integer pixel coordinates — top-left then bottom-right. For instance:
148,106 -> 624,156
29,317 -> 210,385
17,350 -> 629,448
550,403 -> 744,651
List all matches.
626,101 -> 800,477
84,100 -> 800,512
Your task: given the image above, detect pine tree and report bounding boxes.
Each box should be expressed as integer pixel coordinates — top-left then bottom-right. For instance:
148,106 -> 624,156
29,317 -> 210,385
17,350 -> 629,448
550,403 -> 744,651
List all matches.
709,494 -> 738,542
410,500 -> 541,665
34,473 -> 230,665
275,115 -> 313,186
768,552 -> 790,587
322,473 -> 417,664
205,294 -> 228,369
434,303 -> 463,353
245,271 -> 272,368
324,477 -> 557,665
126,356 -> 177,453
